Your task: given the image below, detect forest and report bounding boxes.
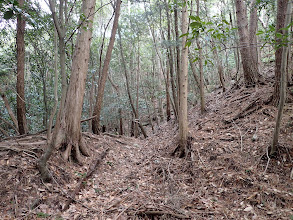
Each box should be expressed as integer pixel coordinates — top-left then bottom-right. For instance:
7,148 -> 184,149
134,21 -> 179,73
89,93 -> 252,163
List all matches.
0,0 -> 292,219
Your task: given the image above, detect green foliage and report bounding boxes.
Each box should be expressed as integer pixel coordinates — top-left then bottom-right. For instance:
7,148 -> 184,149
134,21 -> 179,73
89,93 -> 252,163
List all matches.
36,212 -> 50,218
187,14 -> 233,44
106,161 -> 113,166
257,23 -> 292,50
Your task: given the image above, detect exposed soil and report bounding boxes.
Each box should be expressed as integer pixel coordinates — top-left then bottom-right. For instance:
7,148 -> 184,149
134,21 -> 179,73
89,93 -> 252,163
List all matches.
0,83 -> 292,219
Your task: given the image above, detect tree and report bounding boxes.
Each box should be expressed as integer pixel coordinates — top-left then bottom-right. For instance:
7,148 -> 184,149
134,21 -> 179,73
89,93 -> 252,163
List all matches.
235,0 -> 259,86
272,0 -> 288,105
177,0 -> 189,157
165,0 -> 178,119
249,0 -> 259,72
271,0 -> 292,155
196,0 -> 205,113
92,0 -> 121,134
48,0 -> 69,113
38,0 -> 97,181
16,0 -> 28,134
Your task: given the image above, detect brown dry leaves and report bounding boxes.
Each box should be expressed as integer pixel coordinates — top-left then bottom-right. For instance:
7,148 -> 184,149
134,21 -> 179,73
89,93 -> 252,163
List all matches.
0,83 -> 292,219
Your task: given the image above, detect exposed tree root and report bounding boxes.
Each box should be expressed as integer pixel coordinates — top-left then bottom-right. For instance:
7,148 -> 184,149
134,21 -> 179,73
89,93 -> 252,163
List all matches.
171,135 -> 193,158
63,148 -> 109,211
224,98 -> 263,124
59,135 -> 90,164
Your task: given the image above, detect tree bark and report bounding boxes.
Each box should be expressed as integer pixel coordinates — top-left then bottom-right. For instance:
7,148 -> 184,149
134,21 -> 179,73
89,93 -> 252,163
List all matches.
38,0 -> 97,181
174,2 -> 181,107
16,0 -> 28,135
134,41 -> 140,138
47,28 -> 59,142
271,0 -> 292,155
166,59 -> 171,121
272,0 -> 289,106
92,0 -> 121,134
178,0 -> 189,156
249,0 -> 258,69
197,39 -> 205,114
48,0 -> 68,114
235,0 -> 258,86
165,0 -> 178,118
195,0 -> 205,114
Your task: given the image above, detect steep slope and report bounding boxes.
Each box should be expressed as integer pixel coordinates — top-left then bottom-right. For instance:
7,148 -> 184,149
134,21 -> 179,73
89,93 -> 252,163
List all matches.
0,83 -> 292,219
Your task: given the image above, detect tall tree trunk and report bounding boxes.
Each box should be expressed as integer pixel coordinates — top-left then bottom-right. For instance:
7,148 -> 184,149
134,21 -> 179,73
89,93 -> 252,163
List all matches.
197,39 -> 205,113
117,27 -> 148,138
48,0 -> 68,120
92,0 -> 121,134
134,41 -> 140,138
249,0 -> 263,82
271,0 -> 292,155
235,0 -> 258,86
47,28 -> 59,142
249,0 -> 258,66
272,0 -> 288,106
165,0 -> 178,118
195,0 -> 205,113
38,0 -> 97,182
166,59 -> 171,121
178,0 -> 189,157
16,0 -> 28,135
174,2 -> 181,107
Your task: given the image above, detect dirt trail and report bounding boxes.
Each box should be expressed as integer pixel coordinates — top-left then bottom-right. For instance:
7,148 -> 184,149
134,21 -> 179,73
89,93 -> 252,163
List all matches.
0,84 -> 292,219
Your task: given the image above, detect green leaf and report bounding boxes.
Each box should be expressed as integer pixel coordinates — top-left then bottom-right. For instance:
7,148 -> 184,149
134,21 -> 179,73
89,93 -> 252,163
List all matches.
256,30 -> 264,35
37,212 -> 50,218
180,33 -> 189,38
185,41 -> 191,47
222,19 -> 230,25
190,15 -> 197,20
276,32 -> 283,39
4,10 -> 14,20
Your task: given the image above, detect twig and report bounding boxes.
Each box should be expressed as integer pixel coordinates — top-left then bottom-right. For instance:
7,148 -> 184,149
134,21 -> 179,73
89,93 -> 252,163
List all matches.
14,194 -> 18,218
263,146 -> 271,175
231,120 -> 249,151
48,170 -> 100,213
18,204 -> 41,220
65,0 -> 114,44
136,209 -> 190,219
103,132 -> 121,138
22,151 -> 38,160
81,115 -> 97,123
197,148 -> 207,168
114,202 -> 133,220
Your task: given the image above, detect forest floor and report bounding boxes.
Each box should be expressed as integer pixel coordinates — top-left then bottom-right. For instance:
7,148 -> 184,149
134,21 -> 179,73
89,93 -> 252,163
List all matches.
0,82 -> 292,219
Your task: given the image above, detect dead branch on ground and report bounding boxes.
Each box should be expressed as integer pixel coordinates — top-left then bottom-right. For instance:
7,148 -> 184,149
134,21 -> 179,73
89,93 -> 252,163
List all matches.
63,148 -> 109,211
